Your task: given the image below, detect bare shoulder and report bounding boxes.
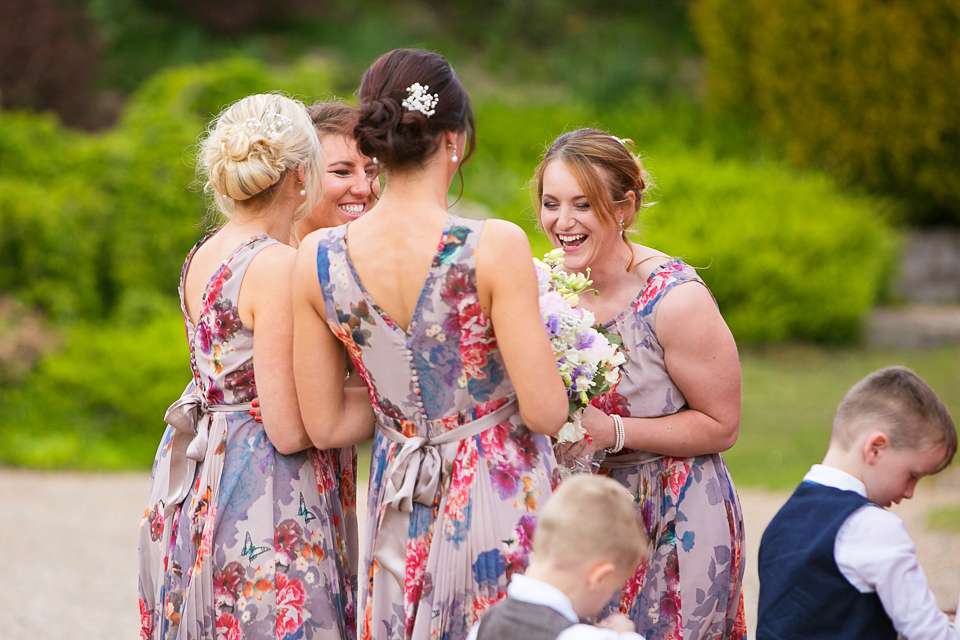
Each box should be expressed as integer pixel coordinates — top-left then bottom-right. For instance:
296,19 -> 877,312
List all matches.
246,241 -> 297,285
477,219 -> 533,266
657,276 -> 716,317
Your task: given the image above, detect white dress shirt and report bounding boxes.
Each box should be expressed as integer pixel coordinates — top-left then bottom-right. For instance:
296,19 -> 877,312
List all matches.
804,464 -> 959,640
466,574 -> 646,640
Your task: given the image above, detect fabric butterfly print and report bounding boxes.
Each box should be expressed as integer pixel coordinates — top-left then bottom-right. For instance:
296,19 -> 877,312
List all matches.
241,532 -> 270,561
298,492 -> 317,524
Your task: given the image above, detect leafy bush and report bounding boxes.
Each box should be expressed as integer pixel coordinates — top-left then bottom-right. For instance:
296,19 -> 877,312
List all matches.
642,149 -> 898,342
0,309 -> 188,469
691,0 -> 960,224
0,111 -> 116,319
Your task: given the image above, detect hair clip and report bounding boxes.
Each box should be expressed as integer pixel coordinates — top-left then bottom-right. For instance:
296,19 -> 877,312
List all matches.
402,83 -> 439,117
611,135 -> 626,147
244,112 -> 294,139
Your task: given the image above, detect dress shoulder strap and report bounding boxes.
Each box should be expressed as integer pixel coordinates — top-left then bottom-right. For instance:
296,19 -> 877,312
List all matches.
634,258 -> 705,318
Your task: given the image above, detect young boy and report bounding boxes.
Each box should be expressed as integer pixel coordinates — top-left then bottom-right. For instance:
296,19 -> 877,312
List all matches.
468,475 -> 649,640
758,366 -> 960,639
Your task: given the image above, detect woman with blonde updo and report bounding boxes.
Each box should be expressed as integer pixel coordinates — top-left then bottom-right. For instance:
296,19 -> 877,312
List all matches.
533,128 -> 746,640
138,93 -> 371,640
293,49 -> 568,640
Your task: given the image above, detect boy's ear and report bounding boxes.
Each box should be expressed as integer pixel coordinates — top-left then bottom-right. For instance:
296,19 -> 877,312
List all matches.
863,431 -> 890,464
586,560 -> 616,589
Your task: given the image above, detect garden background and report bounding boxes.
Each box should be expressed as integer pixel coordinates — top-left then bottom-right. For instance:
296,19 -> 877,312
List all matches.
2,0 -> 959,502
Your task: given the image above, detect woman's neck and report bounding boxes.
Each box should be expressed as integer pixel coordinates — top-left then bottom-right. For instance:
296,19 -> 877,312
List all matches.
227,177 -> 300,245
377,155 -> 453,214
576,239 -> 638,293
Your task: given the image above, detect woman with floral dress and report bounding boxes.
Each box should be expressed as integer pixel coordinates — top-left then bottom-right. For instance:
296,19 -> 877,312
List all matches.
533,128 -> 747,640
292,49 -> 569,640
138,93 -> 371,640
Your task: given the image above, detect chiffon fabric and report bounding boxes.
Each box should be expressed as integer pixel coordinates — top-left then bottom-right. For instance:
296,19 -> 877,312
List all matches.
592,259 -> 747,640
314,215 -> 560,640
138,234 -> 358,640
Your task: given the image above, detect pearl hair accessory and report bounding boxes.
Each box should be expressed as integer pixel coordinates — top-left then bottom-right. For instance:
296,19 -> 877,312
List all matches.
243,112 -> 294,139
611,135 -> 626,146
402,83 -> 439,117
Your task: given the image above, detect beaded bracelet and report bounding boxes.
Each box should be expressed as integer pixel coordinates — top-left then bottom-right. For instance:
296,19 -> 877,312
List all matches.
607,414 -> 625,454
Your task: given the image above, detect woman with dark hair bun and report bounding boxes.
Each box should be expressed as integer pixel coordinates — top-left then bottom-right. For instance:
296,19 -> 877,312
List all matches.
293,49 -> 568,640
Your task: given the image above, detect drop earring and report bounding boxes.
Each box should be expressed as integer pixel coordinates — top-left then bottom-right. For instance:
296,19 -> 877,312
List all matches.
451,143 -> 458,163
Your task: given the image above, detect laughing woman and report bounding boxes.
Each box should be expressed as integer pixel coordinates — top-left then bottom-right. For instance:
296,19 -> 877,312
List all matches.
299,101 -> 380,236
533,128 -> 747,640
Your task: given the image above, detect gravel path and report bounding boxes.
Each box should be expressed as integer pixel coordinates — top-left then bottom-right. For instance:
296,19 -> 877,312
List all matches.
2,467 -> 957,640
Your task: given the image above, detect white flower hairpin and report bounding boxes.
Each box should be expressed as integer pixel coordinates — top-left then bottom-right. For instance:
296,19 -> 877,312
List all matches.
243,112 -> 294,139
402,83 -> 439,117
611,135 -> 626,146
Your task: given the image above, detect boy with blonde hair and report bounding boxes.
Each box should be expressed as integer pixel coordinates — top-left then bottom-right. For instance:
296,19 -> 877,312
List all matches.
469,475 -> 649,640
758,366 -> 960,639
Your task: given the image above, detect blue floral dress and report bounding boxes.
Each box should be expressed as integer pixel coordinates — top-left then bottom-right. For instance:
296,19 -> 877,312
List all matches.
314,215 -> 560,640
592,260 -> 746,640
138,234 -> 358,640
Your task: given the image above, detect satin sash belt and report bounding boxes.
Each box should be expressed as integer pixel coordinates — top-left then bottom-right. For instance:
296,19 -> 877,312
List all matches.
371,394 -> 518,591
375,395 -> 518,513
600,449 -> 665,469
162,392 -> 253,508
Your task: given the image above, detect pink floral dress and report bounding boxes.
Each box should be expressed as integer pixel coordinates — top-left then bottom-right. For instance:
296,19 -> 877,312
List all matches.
138,234 -> 358,640
314,216 -> 560,640
592,259 -> 746,640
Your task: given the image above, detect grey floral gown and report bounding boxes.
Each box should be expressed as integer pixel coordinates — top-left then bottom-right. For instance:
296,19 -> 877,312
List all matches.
592,259 -> 747,640
138,234 -> 358,640
313,215 -> 561,640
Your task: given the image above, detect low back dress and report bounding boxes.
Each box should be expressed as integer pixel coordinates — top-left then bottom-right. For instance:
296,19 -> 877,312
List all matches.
314,215 -> 560,640
592,259 -> 746,640
138,234 -> 358,640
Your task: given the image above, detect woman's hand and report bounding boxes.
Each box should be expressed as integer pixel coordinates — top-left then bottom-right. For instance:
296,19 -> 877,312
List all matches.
581,405 -> 617,450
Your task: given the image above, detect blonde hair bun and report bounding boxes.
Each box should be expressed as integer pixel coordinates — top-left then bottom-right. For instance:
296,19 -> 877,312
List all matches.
199,93 -> 323,219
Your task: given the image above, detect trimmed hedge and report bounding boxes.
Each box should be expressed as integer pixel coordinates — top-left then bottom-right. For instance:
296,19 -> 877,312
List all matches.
691,0 -> 960,224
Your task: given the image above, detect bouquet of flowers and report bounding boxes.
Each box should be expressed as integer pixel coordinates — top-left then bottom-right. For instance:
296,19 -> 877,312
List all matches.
535,249 -> 626,451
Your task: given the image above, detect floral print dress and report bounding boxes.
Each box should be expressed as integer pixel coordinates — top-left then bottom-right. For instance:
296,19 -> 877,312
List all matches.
138,234 -> 358,640
592,259 -> 746,640
314,215 -> 560,640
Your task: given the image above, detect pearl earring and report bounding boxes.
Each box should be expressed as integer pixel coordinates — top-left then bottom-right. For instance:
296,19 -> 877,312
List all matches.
451,143 -> 458,163
299,188 -> 306,196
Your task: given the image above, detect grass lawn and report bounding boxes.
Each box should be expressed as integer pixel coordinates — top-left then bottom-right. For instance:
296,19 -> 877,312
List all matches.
729,344 -> 960,490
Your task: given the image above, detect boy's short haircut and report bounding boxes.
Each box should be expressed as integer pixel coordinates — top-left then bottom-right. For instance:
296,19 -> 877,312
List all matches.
833,366 -> 957,471
534,475 -> 648,571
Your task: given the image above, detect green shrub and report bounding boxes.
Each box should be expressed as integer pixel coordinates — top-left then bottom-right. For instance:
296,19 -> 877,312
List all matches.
0,308 -> 188,469
691,0 -> 960,224
0,111 -> 117,319
642,148 -> 898,343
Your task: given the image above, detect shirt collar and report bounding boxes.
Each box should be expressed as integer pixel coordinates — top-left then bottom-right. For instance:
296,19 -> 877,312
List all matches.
803,464 -> 867,497
506,574 -> 580,623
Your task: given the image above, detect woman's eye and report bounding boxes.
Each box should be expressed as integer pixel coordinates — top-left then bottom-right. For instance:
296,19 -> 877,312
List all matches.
331,170 -> 351,177
542,201 -> 558,210
575,202 -> 591,210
